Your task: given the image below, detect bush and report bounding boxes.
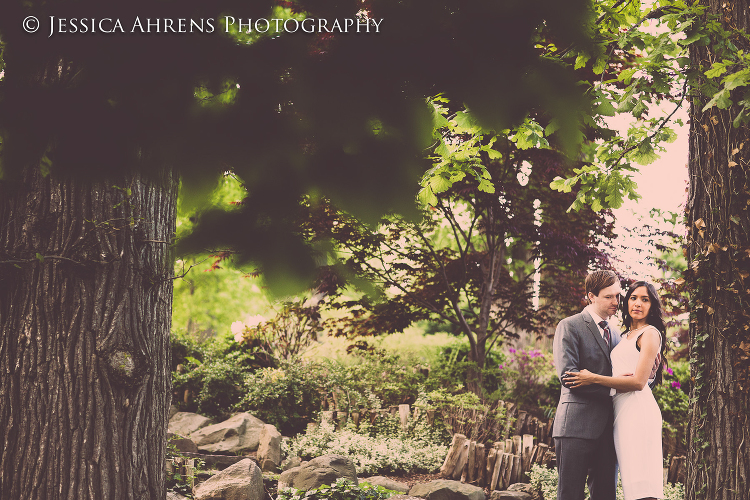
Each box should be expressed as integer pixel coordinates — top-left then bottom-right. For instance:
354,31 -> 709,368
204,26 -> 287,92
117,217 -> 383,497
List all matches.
653,359 -> 690,455
289,421 -> 448,475
423,341 -> 508,398
493,348 -> 557,408
528,464 -> 685,500
171,331 -> 269,420
278,478 -> 396,500
237,359 -> 328,435
415,389 -> 504,443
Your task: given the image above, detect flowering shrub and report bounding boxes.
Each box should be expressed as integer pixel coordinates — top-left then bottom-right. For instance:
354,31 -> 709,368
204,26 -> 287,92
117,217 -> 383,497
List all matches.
653,359 -> 690,455
496,348 -> 557,407
277,478 -> 395,500
289,422 -> 448,475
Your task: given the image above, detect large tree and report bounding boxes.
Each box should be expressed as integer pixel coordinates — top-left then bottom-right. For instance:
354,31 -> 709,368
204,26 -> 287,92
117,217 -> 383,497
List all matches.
314,109 -> 615,395
0,0 -> 597,497
685,1 -> 750,498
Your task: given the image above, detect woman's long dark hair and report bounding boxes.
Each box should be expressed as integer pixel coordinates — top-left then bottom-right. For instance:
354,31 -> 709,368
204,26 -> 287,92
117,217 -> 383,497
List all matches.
621,281 -> 668,386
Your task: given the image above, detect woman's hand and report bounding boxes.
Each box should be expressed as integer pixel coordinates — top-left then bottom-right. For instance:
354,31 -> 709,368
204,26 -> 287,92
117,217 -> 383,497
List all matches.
563,369 -> 596,388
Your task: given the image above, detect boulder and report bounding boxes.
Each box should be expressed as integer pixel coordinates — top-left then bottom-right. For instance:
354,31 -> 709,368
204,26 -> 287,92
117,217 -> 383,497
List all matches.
167,492 -> 191,500
169,405 -> 180,420
507,483 -> 539,500
167,433 -> 199,454
409,480 -> 485,500
169,412 -> 214,437
193,458 -> 264,500
257,424 -> 282,472
278,455 -> 358,491
190,412 -> 265,454
489,491 -> 533,500
361,476 -> 409,493
281,456 -> 302,472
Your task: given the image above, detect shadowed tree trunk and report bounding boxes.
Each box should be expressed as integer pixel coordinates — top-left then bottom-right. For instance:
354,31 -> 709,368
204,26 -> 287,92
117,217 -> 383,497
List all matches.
686,1 -> 750,498
0,166 -> 177,499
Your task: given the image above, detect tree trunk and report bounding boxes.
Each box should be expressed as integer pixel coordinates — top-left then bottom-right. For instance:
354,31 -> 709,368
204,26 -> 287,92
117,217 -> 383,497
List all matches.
687,1 -> 750,498
0,166 -> 177,499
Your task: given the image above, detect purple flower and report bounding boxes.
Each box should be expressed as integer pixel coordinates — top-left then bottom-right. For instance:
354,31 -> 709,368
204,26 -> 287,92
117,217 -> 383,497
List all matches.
498,364 -> 505,370
671,381 -> 681,390
667,368 -> 674,376
509,348 -> 516,354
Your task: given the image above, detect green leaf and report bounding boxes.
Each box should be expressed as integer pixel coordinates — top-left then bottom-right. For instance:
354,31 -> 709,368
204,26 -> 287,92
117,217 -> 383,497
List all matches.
705,62 -> 727,79
35,253 -> 44,263
417,187 -> 438,207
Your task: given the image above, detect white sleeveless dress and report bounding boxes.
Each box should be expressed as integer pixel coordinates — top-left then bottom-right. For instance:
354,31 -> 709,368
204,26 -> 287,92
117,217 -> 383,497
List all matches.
611,326 -> 664,500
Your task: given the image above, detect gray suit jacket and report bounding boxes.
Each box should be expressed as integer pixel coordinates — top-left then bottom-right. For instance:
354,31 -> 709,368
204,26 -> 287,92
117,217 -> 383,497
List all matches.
552,309 -> 621,439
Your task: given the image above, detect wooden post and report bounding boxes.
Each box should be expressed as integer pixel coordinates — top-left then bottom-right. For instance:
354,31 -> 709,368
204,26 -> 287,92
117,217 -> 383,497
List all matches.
466,441 -> 477,483
533,443 -> 549,465
427,409 -> 436,426
505,439 -> 514,454
522,434 -> 535,476
370,409 -> 378,424
486,443 -> 501,487
399,404 -> 410,432
185,458 -> 195,490
389,405 -> 399,415
441,434 -> 467,477
491,452 -> 506,491
511,454 -> 522,484
516,411 -> 528,435
512,435 -> 522,455
503,403 -> 517,439
452,439 -> 470,481
351,412 -> 360,427
502,453 -> 513,490
475,443 -> 487,486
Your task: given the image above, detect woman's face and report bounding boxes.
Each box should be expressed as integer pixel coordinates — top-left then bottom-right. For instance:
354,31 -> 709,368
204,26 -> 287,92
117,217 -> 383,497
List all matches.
628,286 -> 652,323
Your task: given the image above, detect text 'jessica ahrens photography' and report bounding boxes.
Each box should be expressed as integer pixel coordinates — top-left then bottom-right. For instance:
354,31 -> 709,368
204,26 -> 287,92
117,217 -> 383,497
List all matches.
24,16 -> 384,37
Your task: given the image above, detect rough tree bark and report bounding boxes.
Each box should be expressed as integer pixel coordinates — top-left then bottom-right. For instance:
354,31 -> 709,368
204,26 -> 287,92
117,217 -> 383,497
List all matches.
686,1 -> 750,498
0,166 -> 177,499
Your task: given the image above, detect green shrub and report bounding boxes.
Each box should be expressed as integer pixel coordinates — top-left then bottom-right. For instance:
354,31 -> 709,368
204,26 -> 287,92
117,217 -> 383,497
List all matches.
528,464 -> 685,500
289,422 -> 448,475
423,341 -> 508,398
237,360 -> 328,435
277,478 -> 396,500
171,329 -> 276,420
493,348 -> 557,408
415,389 -> 504,443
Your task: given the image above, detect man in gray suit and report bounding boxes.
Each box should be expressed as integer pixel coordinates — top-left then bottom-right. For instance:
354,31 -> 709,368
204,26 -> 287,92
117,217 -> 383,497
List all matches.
552,270 -> 622,500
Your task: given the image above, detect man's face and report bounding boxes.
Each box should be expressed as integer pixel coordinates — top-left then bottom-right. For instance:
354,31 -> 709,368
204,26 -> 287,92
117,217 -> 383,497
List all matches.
588,282 -> 621,320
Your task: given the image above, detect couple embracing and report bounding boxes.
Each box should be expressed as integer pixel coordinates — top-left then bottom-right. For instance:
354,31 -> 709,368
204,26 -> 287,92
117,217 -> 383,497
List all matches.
552,270 -> 667,500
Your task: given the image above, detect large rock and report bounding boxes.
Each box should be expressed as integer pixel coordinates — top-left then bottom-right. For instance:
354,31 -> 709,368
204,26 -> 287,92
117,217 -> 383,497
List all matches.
190,412 -> 265,454
167,433 -> 199,454
489,491 -> 532,500
257,424 -> 282,472
193,458 -> 264,500
278,455 -> 358,491
409,480 -> 485,500
362,476 -> 409,493
506,483 -> 539,500
169,412 -> 215,437
167,492 -> 190,500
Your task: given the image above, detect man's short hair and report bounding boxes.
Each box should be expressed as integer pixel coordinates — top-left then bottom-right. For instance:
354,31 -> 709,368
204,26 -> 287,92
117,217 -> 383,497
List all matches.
585,270 -> 619,300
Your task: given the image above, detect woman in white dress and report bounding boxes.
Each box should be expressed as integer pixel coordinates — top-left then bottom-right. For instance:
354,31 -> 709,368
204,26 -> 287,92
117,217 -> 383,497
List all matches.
564,281 -> 667,500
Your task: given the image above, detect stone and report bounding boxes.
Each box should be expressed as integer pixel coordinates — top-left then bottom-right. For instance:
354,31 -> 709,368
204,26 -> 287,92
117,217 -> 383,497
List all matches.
281,456 -> 302,472
361,476 -> 409,493
193,458 -> 264,500
190,412 -> 266,454
278,454 -> 358,491
489,491 -> 532,500
169,405 -> 180,420
507,483 -> 539,500
169,412 -> 215,437
409,480 -> 485,500
167,433 -> 199,454
167,492 -> 191,500
257,424 -> 282,472
387,496 -> 424,500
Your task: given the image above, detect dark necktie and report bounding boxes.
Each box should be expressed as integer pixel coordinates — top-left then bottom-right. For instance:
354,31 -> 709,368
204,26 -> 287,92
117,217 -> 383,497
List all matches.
598,320 -> 611,347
